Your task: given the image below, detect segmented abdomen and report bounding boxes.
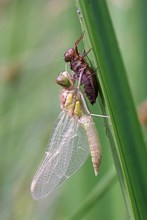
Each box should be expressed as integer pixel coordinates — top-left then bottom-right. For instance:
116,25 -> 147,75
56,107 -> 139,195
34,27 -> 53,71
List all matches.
71,61 -> 98,105
80,115 -> 101,176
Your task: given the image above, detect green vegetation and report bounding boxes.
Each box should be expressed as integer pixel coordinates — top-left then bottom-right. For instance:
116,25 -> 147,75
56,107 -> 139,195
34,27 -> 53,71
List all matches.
0,0 -> 146,219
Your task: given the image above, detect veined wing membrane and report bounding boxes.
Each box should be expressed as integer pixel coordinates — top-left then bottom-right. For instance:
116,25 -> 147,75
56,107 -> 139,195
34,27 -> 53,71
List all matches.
31,111 -> 90,200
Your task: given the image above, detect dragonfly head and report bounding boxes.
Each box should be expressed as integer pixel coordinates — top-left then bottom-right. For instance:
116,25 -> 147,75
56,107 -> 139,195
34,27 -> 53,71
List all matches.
56,71 -> 74,88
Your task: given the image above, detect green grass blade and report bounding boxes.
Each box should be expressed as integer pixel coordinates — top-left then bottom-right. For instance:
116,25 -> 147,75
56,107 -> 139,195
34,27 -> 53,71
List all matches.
75,0 -> 147,219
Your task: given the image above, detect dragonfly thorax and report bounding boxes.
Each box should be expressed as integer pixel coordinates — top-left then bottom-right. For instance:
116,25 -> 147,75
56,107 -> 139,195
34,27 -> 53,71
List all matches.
60,88 -> 84,118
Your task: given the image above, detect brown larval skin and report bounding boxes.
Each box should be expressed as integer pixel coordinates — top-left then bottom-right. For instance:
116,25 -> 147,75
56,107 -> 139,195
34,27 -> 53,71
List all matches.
64,34 -> 99,105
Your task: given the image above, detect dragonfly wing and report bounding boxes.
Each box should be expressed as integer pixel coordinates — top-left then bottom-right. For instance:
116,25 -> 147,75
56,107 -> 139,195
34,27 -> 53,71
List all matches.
53,121 -> 90,189
31,111 -> 73,200
64,122 -> 90,177
31,112 -> 89,200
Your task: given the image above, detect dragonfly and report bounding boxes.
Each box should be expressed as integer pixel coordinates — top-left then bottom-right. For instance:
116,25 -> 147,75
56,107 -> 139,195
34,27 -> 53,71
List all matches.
31,71 -> 109,200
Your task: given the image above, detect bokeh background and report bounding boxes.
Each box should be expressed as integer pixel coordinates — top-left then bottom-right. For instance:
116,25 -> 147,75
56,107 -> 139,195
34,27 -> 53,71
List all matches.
0,0 -> 146,220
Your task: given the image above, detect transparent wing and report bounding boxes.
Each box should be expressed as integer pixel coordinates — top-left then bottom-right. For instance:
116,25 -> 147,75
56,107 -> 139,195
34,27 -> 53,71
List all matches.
31,111 -> 90,200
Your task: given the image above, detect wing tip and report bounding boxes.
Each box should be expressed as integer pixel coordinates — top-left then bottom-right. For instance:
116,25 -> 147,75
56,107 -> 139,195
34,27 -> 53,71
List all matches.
30,180 -> 39,201
30,179 -> 35,193
30,180 -> 50,201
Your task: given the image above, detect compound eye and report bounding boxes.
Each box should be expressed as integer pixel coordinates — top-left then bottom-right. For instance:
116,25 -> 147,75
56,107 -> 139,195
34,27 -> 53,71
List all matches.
56,72 -> 71,87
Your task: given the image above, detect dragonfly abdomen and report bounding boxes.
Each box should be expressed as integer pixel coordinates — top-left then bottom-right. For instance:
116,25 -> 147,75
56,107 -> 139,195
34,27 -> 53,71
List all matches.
80,115 -> 101,176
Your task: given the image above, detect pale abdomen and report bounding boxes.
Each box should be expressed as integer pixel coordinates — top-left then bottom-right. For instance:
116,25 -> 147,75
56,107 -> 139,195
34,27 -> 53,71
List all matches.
80,115 -> 101,176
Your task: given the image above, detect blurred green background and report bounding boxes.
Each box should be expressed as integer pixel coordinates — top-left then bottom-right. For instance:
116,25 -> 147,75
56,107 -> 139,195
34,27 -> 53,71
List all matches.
0,0 -> 146,220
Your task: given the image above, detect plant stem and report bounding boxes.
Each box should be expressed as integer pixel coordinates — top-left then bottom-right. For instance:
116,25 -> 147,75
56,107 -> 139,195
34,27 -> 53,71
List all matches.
75,0 -> 147,219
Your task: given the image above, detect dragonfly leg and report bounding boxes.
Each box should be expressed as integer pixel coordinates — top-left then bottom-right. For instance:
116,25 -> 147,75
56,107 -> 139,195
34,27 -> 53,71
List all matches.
74,33 -> 84,54
79,90 -> 91,114
81,48 -> 92,60
79,90 -> 111,122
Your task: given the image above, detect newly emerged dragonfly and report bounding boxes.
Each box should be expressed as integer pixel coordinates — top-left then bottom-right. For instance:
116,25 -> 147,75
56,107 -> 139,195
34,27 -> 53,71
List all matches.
31,72 -> 108,200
